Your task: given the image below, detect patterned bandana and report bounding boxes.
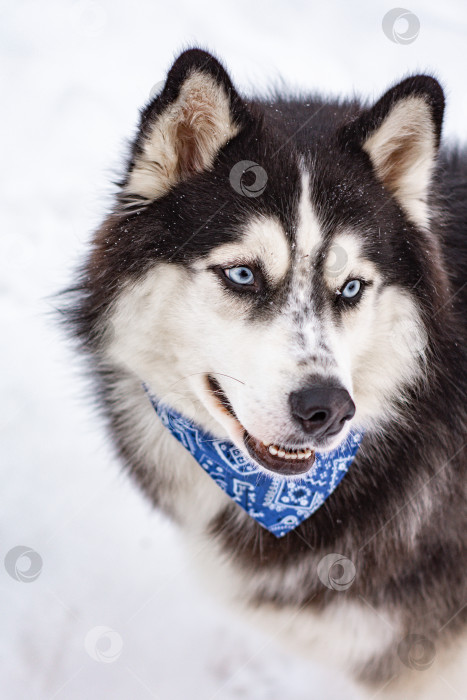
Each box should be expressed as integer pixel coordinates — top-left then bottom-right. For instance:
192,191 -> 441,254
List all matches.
143,384 -> 363,538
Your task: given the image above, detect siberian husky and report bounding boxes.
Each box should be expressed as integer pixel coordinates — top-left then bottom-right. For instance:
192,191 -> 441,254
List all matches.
64,49 -> 467,699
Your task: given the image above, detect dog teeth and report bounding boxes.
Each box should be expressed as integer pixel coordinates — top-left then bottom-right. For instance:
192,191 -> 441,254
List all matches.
266,443 -> 312,460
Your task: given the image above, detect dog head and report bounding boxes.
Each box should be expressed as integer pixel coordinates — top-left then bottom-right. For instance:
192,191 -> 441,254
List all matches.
92,49 -> 446,475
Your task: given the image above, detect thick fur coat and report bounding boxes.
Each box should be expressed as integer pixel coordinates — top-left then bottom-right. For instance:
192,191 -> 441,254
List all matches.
63,49 -> 467,699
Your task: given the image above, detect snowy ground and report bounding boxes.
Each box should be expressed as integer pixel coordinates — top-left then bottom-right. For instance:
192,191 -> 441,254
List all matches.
1,1 -> 466,698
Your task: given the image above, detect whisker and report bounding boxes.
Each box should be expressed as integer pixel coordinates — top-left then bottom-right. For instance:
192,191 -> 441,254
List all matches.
162,371 -> 245,393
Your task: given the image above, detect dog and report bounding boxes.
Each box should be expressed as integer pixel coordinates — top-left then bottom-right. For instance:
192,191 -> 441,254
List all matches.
63,48 -> 467,698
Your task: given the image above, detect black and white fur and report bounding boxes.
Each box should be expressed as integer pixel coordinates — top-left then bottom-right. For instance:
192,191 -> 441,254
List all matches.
63,49 -> 467,698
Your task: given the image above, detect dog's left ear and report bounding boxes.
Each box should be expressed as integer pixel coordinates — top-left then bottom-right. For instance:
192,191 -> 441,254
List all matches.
341,76 -> 445,228
122,49 -> 251,204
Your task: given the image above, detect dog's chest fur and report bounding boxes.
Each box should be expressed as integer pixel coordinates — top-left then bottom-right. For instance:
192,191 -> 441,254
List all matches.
106,368 -> 467,696
110,372 -> 403,678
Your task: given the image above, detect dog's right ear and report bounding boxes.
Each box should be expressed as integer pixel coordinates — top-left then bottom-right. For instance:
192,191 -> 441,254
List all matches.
122,49 -> 250,204
339,76 -> 445,229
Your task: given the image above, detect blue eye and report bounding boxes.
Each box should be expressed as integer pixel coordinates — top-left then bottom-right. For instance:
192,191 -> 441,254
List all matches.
225,266 -> 255,286
341,279 -> 362,299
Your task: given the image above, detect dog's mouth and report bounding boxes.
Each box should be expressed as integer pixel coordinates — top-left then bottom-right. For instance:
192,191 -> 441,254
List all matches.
206,375 -> 315,476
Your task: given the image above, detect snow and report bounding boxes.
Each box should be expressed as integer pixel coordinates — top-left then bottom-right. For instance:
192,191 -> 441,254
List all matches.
1,1 -> 466,697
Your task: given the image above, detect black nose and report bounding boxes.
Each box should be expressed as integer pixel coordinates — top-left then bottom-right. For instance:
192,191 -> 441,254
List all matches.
289,382 -> 355,438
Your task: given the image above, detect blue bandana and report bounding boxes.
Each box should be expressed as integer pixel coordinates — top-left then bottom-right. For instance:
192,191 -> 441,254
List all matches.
143,385 -> 363,538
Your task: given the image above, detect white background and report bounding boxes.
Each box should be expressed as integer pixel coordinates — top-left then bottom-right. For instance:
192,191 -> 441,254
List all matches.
1,1 -> 466,698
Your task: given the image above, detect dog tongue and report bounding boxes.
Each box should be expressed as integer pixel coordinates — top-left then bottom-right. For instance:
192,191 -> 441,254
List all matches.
243,432 -> 315,476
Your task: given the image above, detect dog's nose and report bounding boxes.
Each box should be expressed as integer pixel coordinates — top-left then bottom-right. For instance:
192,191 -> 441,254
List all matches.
289,383 -> 355,438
